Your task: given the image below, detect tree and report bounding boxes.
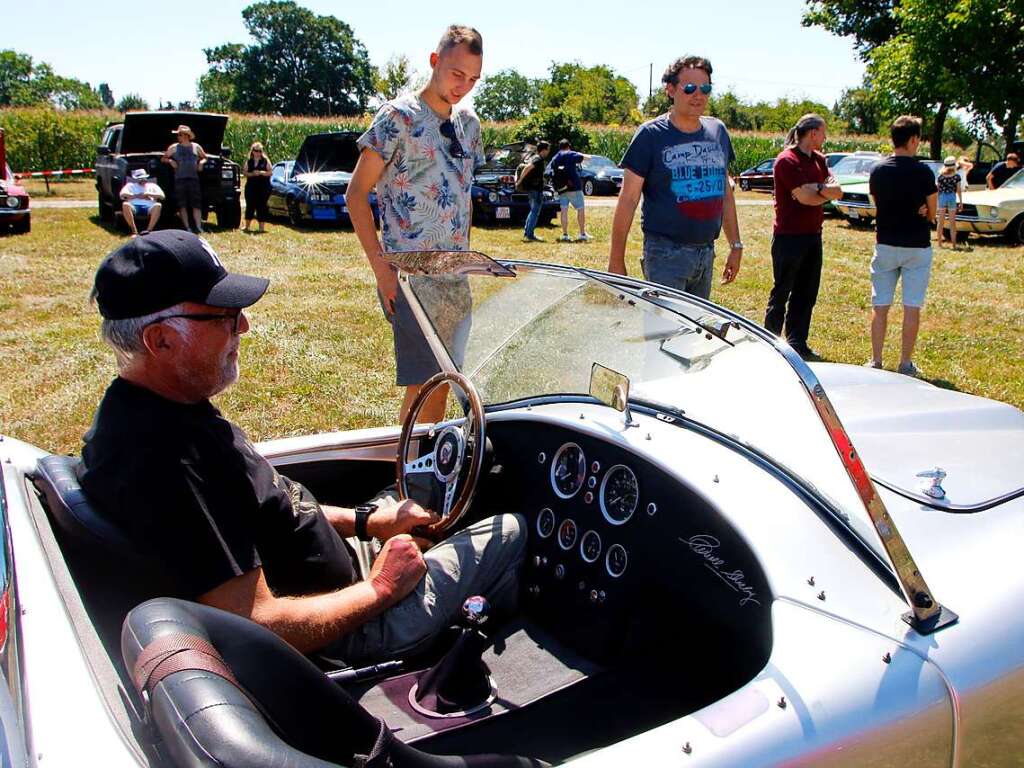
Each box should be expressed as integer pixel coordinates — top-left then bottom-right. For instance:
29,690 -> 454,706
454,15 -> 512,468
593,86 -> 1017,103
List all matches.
197,43 -> 244,112
98,83 -> 114,109
512,108 -> 590,152
373,54 -> 416,102
833,84 -> 884,134
540,63 -> 639,125
0,50 -> 102,109
474,69 -> 542,122
801,0 -> 901,58
202,2 -> 374,116
117,94 -> 150,112
642,90 -> 671,118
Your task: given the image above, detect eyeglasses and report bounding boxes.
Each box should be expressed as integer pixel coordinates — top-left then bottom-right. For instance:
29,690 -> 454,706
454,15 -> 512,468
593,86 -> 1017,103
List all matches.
678,82 -> 713,95
439,120 -> 467,159
148,310 -> 244,334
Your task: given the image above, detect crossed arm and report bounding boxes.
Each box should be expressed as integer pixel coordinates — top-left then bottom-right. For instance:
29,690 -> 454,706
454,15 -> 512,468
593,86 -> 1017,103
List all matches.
790,177 -> 843,206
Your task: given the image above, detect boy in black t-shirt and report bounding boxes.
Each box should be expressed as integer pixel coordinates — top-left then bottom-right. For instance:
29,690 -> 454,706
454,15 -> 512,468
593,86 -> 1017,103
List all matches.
866,116 -> 937,376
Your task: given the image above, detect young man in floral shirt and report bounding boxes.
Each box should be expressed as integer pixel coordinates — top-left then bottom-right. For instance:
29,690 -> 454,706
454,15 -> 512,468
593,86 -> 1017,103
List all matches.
348,26 -> 486,423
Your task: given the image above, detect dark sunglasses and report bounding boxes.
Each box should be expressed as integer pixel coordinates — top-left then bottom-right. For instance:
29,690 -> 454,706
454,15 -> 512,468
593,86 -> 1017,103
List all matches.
678,82 -> 713,95
439,120 -> 467,159
148,310 -> 244,334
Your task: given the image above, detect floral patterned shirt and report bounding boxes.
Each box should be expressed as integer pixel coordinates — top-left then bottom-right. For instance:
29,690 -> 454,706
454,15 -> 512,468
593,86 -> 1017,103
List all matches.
359,93 -> 485,252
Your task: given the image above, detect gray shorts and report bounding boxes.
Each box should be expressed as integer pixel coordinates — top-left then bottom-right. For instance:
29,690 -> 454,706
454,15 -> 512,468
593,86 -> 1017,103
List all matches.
320,513 -> 526,666
381,276 -> 472,386
641,232 -> 715,300
558,190 -> 585,209
175,177 -> 202,209
871,243 -> 933,307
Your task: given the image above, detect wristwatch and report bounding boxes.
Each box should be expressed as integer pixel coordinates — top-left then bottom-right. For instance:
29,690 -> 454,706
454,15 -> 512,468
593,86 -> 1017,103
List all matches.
816,182 -> 825,194
731,241 -> 744,250
354,502 -> 378,541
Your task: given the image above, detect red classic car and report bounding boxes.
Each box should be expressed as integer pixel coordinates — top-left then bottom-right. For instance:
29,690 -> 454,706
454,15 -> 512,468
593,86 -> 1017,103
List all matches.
0,129 -> 31,234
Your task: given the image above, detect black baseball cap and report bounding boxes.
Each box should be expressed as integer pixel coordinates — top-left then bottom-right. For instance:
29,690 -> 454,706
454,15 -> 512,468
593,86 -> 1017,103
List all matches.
94,230 -> 269,320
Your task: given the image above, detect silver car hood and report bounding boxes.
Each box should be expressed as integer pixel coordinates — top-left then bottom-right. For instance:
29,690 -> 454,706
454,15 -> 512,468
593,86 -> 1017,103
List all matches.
813,363 -> 1024,509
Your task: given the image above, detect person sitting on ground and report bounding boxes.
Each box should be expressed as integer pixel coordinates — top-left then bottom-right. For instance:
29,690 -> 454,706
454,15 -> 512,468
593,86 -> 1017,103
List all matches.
119,169 -> 164,236
79,230 -> 526,665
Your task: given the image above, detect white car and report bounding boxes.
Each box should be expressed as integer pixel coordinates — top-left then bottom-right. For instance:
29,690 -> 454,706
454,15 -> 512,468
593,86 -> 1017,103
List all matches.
3,252 -> 1023,766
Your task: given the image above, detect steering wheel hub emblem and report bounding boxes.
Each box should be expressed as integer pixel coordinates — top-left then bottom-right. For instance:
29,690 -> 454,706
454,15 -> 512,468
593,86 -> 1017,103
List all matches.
434,427 -> 465,482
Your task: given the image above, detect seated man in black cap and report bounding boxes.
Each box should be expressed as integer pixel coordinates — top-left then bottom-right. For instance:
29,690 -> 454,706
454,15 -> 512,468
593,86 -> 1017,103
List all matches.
79,230 -> 525,664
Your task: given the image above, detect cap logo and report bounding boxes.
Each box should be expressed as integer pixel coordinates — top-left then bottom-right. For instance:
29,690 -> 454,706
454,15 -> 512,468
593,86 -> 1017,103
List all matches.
197,237 -> 222,268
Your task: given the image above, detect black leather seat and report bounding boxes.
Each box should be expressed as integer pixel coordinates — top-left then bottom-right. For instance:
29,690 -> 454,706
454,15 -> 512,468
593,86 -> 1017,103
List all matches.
123,599 -> 547,768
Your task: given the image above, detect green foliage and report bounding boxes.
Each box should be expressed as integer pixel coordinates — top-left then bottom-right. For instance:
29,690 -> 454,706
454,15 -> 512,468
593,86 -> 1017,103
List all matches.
116,94 -> 150,112
373,55 -> 417,102
0,107 -> 112,171
98,84 -> 114,110
202,2 -> 374,116
540,63 -> 639,125
0,50 -> 103,110
511,108 -> 590,151
642,90 -> 671,117
833,85 -> 884,134
474,69 -> 542,122
801,0 -> 901,57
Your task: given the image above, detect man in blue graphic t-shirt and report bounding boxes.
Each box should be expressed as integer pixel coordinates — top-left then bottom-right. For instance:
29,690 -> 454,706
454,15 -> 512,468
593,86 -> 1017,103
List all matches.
608,56 -> 743,299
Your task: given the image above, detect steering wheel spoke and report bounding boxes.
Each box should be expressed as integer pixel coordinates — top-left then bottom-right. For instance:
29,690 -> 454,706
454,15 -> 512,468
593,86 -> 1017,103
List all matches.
441,476 -> 460,518
403,454 -> 436,477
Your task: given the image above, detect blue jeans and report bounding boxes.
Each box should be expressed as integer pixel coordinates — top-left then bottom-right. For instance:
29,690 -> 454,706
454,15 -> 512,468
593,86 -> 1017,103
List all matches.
641,233 -> 716,299
523,190 -> 544,238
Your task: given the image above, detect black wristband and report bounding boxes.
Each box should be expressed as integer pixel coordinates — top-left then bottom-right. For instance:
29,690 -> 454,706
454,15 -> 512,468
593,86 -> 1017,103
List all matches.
354,503 -> 376,541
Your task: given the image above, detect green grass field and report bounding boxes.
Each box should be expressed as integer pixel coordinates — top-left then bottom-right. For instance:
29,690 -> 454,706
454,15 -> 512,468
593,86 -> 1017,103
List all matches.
1,202 -> 1021,456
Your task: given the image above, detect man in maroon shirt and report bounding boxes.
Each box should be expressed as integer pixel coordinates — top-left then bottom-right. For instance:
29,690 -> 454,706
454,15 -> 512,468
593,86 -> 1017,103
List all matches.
764,114 -> 843,359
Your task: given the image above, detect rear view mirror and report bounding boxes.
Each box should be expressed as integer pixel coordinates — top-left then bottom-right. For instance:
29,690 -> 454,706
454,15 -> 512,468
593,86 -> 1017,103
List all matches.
589,364 -> 637,428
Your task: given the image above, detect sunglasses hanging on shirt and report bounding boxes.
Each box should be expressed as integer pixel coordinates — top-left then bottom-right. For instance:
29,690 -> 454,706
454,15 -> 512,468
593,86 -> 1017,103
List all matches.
439,120 -> 467,159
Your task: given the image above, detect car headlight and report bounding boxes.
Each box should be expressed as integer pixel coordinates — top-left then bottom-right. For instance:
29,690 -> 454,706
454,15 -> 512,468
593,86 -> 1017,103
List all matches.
543,190 -> 553,198
488,191 -> 498,203
597,171 -> 606,178
221,169 -> 234,179
5,196 -> 19,208
991,207 -> 1000,218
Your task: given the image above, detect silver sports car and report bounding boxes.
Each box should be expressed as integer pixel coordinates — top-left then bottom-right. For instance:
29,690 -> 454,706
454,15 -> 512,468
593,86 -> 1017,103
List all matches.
1,251 -> 1022,767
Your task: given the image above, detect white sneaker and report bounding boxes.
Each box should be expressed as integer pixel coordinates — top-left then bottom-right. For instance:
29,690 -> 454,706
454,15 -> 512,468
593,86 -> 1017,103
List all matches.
576,233 -> 593,242
897,361 -> 921,377
557,235 -> 572,242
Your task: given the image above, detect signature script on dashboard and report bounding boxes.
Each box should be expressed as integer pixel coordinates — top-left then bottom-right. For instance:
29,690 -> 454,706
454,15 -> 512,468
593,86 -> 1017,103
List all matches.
682,534 -> 761,607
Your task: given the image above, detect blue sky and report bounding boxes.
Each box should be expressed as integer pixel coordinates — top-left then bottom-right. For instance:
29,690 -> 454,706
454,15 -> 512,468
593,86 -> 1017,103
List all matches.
8,0 -> 865,110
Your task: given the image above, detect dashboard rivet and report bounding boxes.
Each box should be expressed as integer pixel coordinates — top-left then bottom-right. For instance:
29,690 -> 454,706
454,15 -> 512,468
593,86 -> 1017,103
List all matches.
682,742 -> 692,755
882,652 -> 892,664
817,591 -> 826,601
807,576 -> 815,586
645,433 -> 652,440
579,413 -> 585,420
713,474 -> 719,483
777,696 -> 787,709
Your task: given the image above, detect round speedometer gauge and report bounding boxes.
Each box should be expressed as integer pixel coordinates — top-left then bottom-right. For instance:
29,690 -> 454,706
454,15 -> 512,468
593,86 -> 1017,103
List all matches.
550,442 -> 586,499
599,465 -> 639,525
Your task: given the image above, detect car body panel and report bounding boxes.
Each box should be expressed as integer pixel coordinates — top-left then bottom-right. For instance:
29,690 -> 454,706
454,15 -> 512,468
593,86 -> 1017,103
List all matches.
0,163 -> 31,232
473,143 -> 559,224
738,158 -> 775,191
579,156 -> 623,195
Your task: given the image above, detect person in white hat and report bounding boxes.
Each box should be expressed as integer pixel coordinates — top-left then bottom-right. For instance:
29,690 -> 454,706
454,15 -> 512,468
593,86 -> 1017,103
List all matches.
118,168 -> 164,236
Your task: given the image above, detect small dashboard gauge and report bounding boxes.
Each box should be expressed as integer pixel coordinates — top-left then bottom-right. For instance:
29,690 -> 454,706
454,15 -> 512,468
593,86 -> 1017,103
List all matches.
551,443 -> 587,499
580,530 -> 602,563
558,519 -> 578,550
606,544 -> 628,578
599,464 -> 639,525
536,508 -> 556,538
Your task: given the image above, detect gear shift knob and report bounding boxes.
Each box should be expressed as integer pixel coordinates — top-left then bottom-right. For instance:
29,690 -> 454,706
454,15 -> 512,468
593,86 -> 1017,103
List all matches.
462,595 -> 489,626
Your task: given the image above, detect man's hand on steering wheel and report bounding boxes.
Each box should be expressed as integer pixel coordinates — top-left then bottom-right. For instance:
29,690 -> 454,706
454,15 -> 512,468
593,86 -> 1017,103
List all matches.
369,497 -> 439,541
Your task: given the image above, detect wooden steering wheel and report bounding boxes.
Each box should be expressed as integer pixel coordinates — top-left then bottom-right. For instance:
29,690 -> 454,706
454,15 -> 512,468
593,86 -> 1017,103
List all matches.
396,371 -> 486,536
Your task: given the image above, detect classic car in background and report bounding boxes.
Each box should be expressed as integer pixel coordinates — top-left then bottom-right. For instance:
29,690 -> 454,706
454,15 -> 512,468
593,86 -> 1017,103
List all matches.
473,142 -> 559,225
950,169 -> 1024,242
94,111 -> 242,229
266,132 -> 378,227
0,129 -> 30,234
578,155 -> 623,195
3,249 -> 1024,766
835,158 -> 968,228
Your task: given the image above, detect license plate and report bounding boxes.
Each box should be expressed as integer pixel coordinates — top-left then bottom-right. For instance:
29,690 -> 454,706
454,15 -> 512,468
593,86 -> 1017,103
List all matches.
496,207 -> 511,219
312,207 -> 338,220
848,210 -> 860,219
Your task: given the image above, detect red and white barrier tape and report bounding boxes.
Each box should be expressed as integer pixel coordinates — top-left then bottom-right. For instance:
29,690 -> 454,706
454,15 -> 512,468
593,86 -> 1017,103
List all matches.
14,168 -> 94,179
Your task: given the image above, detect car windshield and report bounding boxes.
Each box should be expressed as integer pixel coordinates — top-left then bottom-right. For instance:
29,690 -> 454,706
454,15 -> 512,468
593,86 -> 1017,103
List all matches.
585,156 -> 617,168
295,138 -> 360,174
833,155 -> 880,177
999,168 -> 1024,188
404,262 -> 887,563
2,164 -> 11,183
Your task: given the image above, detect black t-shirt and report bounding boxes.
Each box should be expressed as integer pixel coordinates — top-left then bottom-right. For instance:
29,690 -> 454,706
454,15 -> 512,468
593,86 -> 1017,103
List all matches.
869,156 -> 937,248
78,378 -> 356,604
245,157 -> 271,197
989,161 -> 1018,189
520,153 -> 546,192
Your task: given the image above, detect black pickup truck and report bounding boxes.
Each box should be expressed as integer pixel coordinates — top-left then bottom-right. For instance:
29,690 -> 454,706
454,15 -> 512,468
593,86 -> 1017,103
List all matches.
94,112 -> 241,229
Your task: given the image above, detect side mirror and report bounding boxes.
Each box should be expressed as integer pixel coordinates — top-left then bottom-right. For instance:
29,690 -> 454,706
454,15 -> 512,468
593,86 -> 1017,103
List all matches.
97,146 -> 111,156
589,363 -> 636,428
220,146 -> 232,157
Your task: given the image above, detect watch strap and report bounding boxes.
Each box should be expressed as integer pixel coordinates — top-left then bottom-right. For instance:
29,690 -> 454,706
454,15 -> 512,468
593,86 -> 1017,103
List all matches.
354,503 -> 376,541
